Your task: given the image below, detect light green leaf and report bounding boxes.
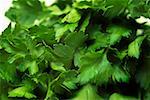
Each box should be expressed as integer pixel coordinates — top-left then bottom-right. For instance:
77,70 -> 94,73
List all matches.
128,36 -> 145,59
18,60 -> 39,75
0,39 -> 16,53
49,5 -> 71,16
51,62 -> 66,72
72,84 -> 103,100
117,50 -> 128,60
112,65 -> 130,83
74,48 -> 86,67
109,93 -> 137,100
73,0 -> 106,10
80,14 -> 91,32
107,25 -> 131,45
66,23 -> 78,32
54,23 -> 78,42
63,81 -> 77,90
28,61 -> 39,75
62,9 -> 81,23
0,45 -> 2,49
8,86 -> 36,99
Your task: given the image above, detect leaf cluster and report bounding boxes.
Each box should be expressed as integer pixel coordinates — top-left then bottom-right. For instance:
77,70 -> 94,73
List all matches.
0,0 -> 150,99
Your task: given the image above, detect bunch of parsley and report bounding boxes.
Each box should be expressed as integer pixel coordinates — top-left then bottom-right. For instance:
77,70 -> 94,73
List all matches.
0,0 -> 150,99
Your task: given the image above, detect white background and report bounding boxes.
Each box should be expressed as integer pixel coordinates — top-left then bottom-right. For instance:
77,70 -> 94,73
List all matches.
0,0 -> 12,34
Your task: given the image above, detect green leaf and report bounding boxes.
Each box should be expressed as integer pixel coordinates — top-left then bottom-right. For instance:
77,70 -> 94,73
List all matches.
53,44 -> 74,66
77,50 -> 113,84
28,61 -> 39,75
72,84 -> 103,100
80,14 -> 91,32
51,62 -> 66,72
29,25 -> 56,45
107,25 -> 131,45
63,81 -> 77,90
73,1 -> 93,9
8,79 -> 36,99
17,61 -> 29,72
1,0 -> 149,99
0,45 -> 2,50
64,32 -> 87,49
54,44 -> 74,59
73,0 -> 106,10
8,53 -> 25,63
128,0 -> 150,18
51,70 -> 77,94
104,0 -> 129,18
116,50 -> 128,60
5,0 -> 43,27
0,79 -> 9,100
44,80 -> 58,100
62,9 -> 81,23
74,48 -> 86,67
8,86 -> 36,99
49,5 -> 71,16
112,65 -> 130,83
17,60 -> 39,75
128,36 -> 145,59
54,23 -> 78,42
0,63 -> 16,82
109,93 -> 137,100
32,73 -> 51,89
0,39 -> 16,54
88,30 -> 109,51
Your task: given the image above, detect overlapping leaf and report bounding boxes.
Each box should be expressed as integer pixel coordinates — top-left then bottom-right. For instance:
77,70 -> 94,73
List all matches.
0,0 -> 149,99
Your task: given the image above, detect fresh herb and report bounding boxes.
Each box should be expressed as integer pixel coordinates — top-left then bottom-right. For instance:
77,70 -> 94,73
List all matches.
0,0 -> 150,99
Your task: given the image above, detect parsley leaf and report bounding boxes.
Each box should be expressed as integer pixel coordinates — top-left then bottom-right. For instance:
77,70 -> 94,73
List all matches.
0,0 -> 150,99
